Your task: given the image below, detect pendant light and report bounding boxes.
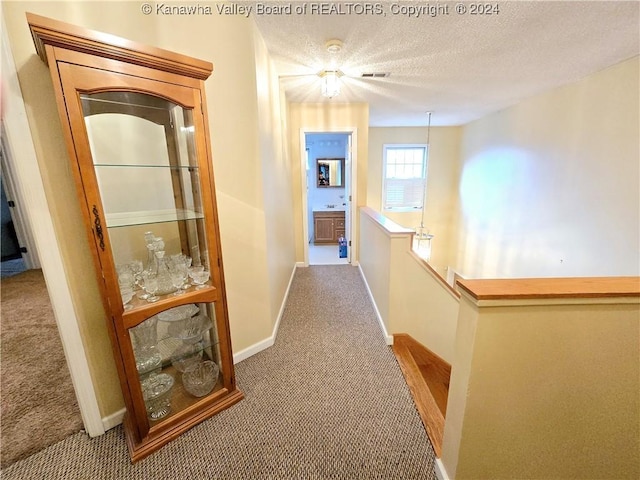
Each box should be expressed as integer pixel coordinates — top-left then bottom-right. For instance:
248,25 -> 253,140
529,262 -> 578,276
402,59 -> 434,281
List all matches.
414,112 -> 434,261
320,39 -> 344,98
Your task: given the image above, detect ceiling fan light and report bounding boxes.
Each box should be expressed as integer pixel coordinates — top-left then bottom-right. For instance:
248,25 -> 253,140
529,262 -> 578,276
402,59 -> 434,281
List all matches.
320,70 -> 342,98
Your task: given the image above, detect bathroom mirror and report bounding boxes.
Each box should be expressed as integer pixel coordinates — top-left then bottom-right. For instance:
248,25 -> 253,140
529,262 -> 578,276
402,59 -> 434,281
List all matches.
317,158 -> 345,188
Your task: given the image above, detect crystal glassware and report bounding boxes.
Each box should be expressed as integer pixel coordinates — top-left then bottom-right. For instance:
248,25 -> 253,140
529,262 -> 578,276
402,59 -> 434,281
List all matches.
117,265 -> 135,291
168,314 -> 210,344
142,272 -> 159,303
131,317 -> 162,376
153,250 -> 177,296
131,317 -> 159,352
136,273 -> 149,301
141,373 -> 174,420
121,286 -> 134,311
136,353 -> 162,380
157,304 -> 200,322
182,361 -> 218,397
187,265 -> 204,285
190,269 -> 210,290
170,270 -> 186,296
144,231 -> 157,273
170,341 -> 204,372
129,259 -> 144,286
171,253 -> 192,269
171,255 -> 192,290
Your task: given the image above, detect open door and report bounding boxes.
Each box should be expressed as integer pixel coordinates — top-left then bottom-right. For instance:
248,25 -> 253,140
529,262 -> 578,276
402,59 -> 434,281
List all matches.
303,131 -> 355,266
344,134 -> 352,263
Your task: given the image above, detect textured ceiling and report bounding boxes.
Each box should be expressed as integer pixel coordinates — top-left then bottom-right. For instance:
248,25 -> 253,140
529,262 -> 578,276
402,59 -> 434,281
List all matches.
252,1 -> 640,126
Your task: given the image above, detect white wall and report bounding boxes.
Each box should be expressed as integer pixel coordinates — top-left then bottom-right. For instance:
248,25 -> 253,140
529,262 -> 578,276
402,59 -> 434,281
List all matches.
390,251 -> 459,363
359,207 -> 459,361
359,209 -> 393,336
252,23 -> 297,341
454,57 -> 640,279
368,127 -> 461,276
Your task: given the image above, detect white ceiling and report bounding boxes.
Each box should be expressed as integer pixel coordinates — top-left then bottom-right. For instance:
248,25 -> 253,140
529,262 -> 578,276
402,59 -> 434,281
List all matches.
252,1 -> 640,126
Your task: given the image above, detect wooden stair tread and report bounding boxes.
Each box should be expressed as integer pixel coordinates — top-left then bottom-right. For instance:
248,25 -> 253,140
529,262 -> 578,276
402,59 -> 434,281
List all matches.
391,334 -> 451,458
399,334 -> 451,417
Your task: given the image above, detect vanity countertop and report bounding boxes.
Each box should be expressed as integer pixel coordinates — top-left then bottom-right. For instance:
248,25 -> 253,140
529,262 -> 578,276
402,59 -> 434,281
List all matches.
313,208 -> 346,212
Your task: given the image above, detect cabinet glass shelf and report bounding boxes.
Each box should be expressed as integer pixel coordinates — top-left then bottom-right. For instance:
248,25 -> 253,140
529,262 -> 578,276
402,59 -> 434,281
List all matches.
122,284 -> 217,325
95,164 -> 199,170
106,209 -> 204,228
95,162 -> 203,227
154,337 -> 219,365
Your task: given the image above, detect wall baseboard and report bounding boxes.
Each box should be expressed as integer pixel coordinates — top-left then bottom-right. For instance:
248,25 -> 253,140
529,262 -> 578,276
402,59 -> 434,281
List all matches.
357,265 -> 394,345
435,458 -> 450,480
233,336 -> 275,364
296,261 -> 306,268
233,263 -> 298,364
102,408 -> 126,431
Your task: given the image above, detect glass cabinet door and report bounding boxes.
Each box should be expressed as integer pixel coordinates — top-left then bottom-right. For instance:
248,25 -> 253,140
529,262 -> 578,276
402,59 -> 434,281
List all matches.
78,89 -> 226,429
129,302 -> 222,425
55,61 -> 235,437
81,91 -> 210,293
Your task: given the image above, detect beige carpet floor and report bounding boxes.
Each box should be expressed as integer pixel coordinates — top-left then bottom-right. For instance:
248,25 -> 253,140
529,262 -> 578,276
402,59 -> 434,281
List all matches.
1,269 -> 84,468
1,265 -> 436,479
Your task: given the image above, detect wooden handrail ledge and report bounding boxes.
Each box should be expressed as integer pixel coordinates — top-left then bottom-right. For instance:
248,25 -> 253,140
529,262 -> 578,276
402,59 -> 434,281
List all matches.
360,206 -> 414,237
409,251 -> 460,300
457,276 -> 640,302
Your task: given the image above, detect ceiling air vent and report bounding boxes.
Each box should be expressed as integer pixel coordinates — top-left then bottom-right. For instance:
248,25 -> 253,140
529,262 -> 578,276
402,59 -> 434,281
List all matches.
361,72 -> 391,78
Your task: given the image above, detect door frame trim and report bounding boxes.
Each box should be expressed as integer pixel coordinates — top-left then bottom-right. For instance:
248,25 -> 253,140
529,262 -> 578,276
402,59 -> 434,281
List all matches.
299,128 -> 358,267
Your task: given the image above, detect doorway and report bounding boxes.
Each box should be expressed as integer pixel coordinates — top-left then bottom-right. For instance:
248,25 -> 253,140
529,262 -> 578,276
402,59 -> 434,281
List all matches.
302,131 -> 355,266
0,145 -> 30,277
0,176 -> 26,276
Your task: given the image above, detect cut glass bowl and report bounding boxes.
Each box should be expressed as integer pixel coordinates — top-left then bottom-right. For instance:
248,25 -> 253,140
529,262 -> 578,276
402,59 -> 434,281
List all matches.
182,360 -> 218,397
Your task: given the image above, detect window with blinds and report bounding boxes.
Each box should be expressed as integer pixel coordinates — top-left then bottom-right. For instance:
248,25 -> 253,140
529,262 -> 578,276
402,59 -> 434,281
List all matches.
382,144 -> 428,211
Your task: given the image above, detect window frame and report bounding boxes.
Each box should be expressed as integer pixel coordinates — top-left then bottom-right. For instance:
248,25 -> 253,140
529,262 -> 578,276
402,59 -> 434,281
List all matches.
381,143 -> 429,212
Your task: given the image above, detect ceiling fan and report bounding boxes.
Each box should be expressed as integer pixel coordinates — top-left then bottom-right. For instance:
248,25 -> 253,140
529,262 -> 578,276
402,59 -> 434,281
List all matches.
277,39 -> 391,99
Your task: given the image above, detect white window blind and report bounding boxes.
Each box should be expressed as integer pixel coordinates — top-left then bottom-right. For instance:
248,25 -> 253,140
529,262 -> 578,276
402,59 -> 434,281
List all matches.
382,145 -> 428,211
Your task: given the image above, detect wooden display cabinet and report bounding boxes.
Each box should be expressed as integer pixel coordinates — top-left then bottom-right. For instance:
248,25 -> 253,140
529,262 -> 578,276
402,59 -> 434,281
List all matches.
27,13 -> 243,461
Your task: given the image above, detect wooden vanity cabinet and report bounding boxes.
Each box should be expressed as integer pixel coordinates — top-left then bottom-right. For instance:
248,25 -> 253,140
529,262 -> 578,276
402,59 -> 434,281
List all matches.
27,13 -> 242,461
314,211 -> 346,244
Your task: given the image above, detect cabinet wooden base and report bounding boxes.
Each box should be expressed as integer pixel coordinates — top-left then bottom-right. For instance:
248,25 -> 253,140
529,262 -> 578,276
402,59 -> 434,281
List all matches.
124,388 -> 244,462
